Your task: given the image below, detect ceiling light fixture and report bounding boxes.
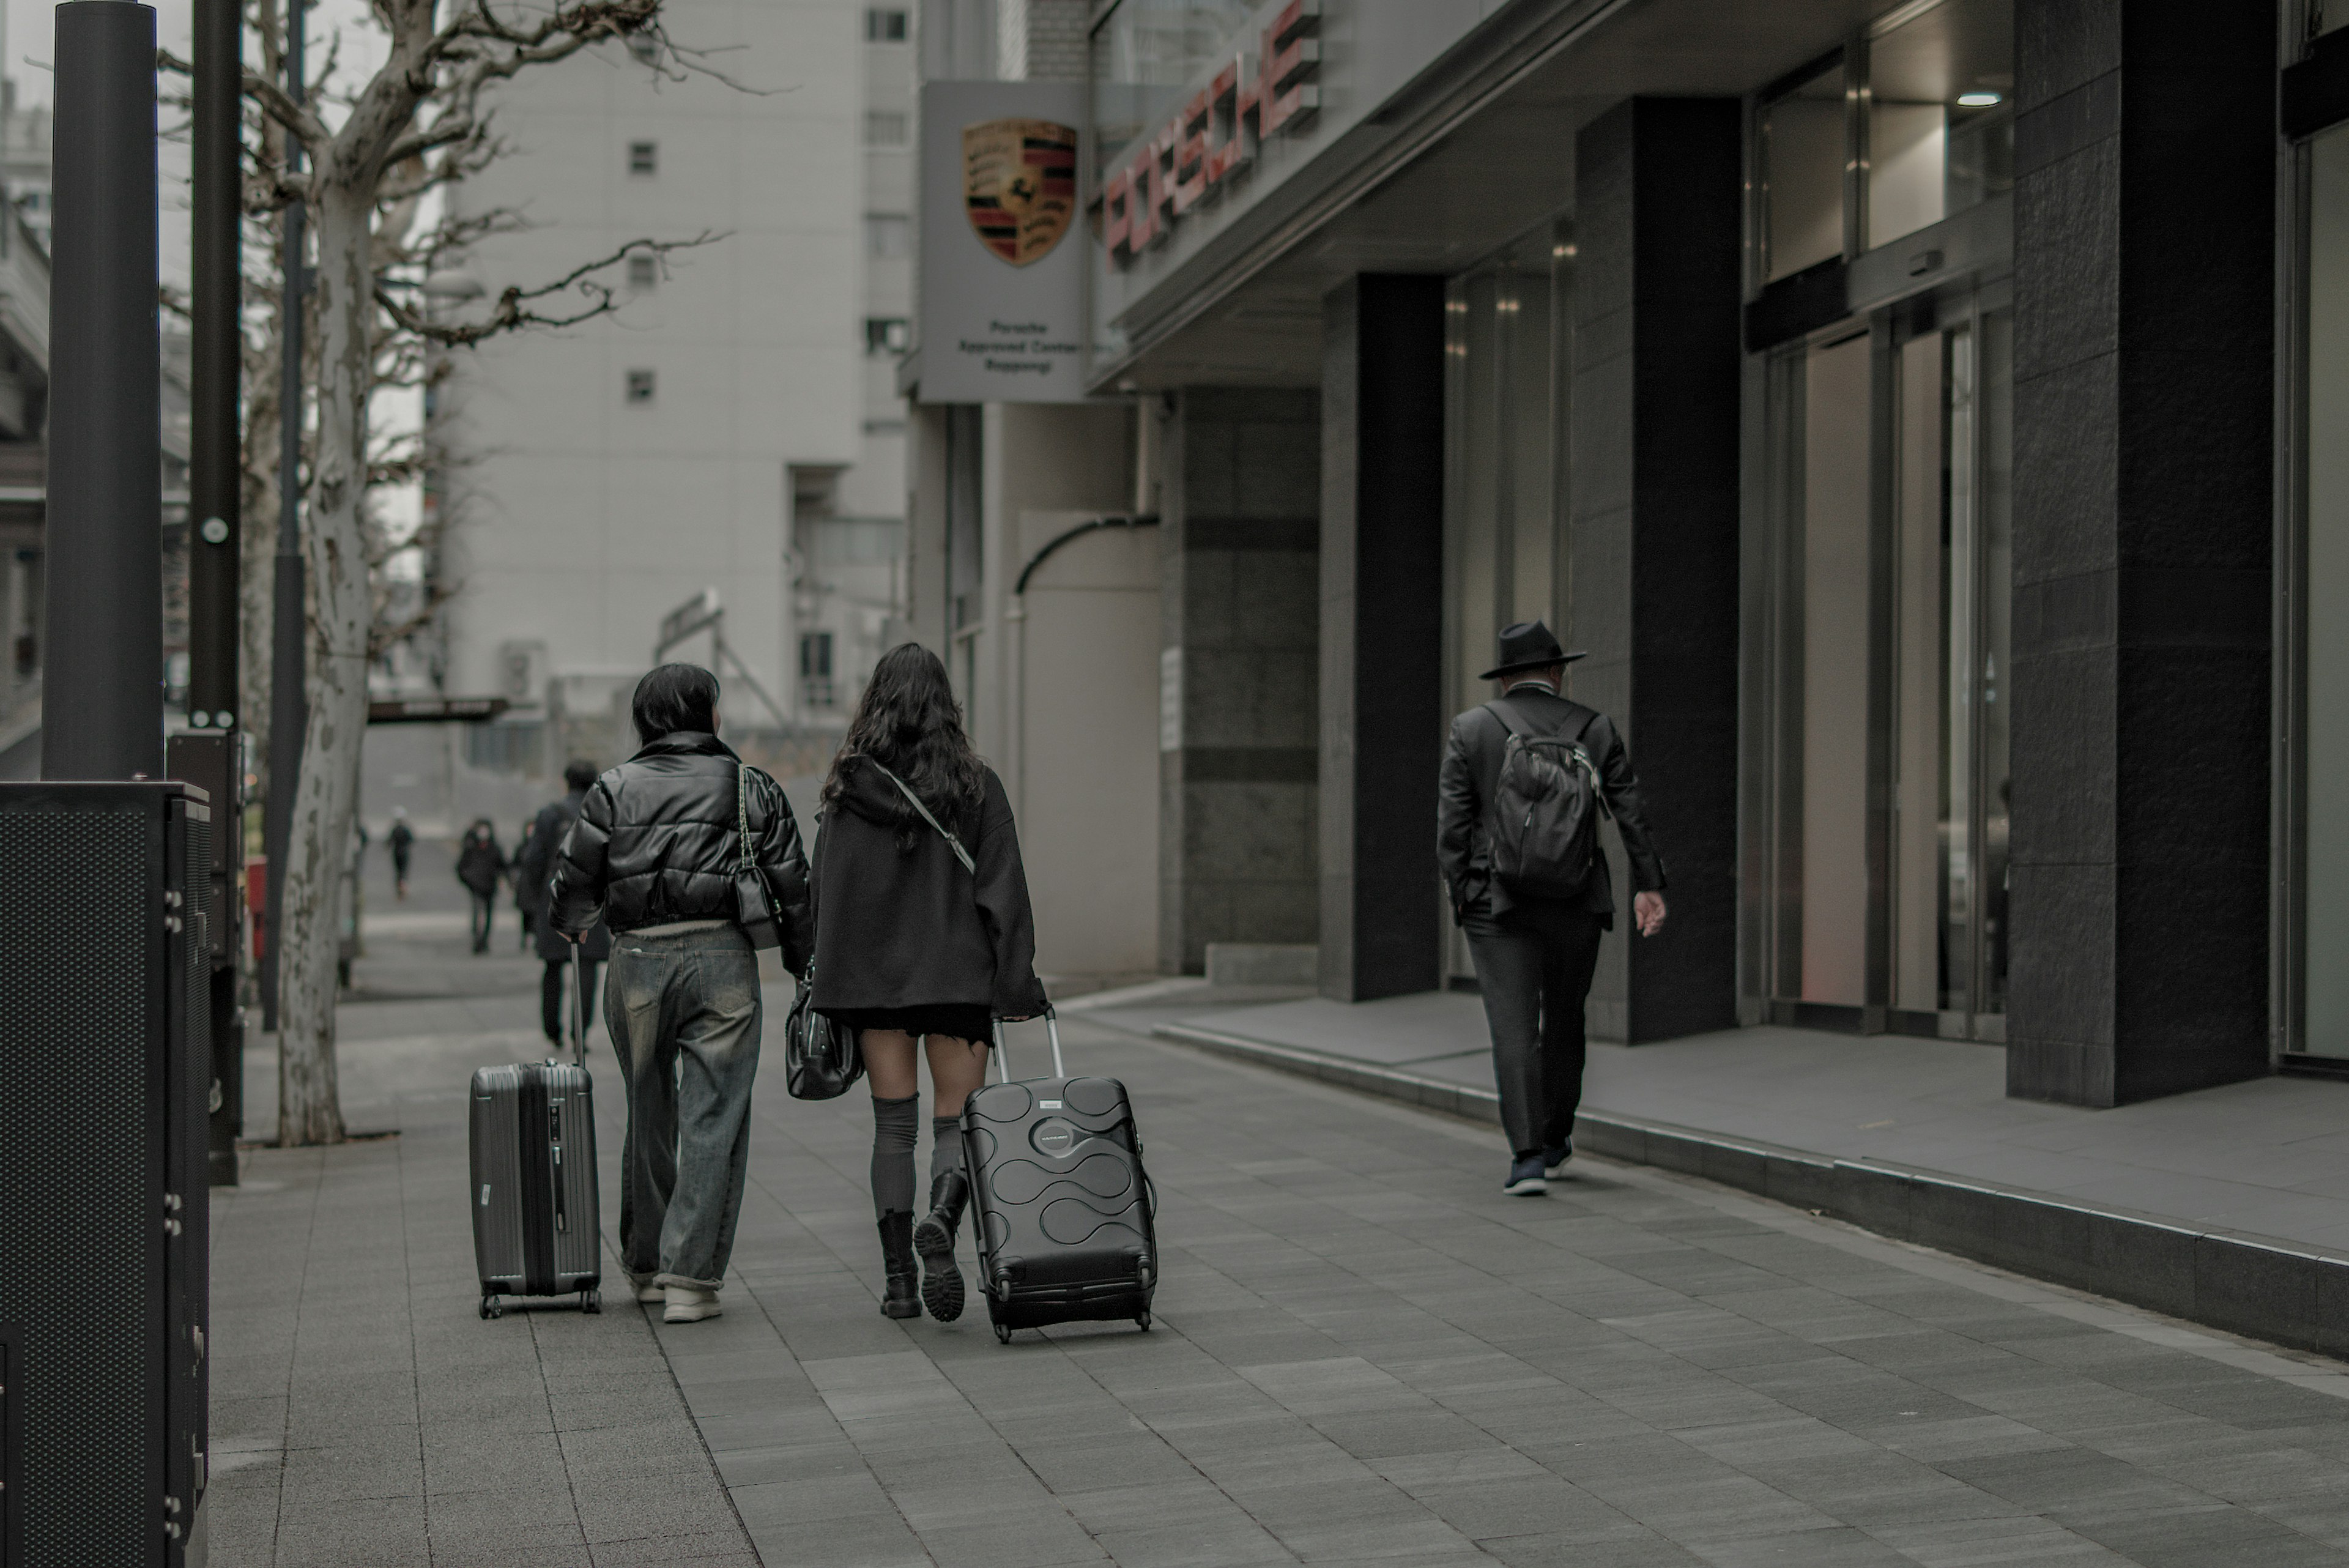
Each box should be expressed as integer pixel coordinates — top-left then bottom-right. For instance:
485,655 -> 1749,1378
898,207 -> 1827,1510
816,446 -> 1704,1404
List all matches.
1957,91 -> 2002,107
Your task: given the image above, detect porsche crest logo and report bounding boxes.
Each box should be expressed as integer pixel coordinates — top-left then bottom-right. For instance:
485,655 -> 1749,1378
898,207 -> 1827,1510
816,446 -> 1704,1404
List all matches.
963,118 -> 1077,267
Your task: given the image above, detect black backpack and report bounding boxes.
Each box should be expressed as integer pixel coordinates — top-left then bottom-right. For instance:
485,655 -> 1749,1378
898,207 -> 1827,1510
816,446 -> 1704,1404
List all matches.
1483,699 -> 1608,899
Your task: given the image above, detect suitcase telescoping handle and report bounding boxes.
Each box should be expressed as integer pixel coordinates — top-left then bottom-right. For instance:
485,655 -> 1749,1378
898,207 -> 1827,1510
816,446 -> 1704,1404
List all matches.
568,944 -> 587,1066
990,1005 -> 1063,1082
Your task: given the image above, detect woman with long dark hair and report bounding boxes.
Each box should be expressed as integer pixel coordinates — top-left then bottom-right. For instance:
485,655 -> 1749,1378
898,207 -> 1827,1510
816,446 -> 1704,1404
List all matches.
812,643 -> 1047,1321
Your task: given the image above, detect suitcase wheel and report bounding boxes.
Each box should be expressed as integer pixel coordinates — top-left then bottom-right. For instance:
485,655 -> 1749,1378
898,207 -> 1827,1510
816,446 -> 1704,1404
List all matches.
1135,1310 -> 1151,1332
993,1320 -> 1014,1345
480,1293 -> 503,1321
581,1288 -> 601,1315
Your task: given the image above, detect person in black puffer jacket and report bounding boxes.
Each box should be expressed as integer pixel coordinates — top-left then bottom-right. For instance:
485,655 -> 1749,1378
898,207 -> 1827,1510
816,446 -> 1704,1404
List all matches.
811,642 -> 1047,1324
550,664 -> 813,1324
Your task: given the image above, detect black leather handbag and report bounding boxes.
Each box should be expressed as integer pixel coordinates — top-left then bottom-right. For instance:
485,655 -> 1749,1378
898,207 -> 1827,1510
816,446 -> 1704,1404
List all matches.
784,813 -> 864,1100
784,957 -> 863,1099
733,762 -> 782,951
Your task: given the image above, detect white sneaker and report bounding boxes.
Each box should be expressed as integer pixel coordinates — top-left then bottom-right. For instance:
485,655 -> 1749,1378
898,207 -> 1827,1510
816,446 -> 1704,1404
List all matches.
634,1279 -> 666,1304
663,1284 -> 722,1323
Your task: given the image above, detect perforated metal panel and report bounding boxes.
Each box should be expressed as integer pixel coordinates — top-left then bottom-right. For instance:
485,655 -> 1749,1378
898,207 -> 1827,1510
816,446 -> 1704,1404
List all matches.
0,793 -> 161,1565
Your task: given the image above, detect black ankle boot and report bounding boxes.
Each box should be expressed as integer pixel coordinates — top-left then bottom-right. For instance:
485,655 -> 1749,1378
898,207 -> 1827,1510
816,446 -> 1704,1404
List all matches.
877,1213 -> 920,1318
913,1170 -> 969,1322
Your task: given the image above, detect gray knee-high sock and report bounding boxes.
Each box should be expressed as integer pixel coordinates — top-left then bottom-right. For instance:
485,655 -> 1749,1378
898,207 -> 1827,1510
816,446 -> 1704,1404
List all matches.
930,1115 -> 964,1192
871,1094 -> 918,1219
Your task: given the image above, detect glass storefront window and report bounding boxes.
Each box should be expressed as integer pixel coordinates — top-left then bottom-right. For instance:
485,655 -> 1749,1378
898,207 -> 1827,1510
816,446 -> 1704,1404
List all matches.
1758,292 -> 2011,1035
1090,0 -> 1260,176
1762,61 -> 1847,283
2301,124 -> 2349,1055
1444,225 -> 1568,979
1866,0 -> 2014,250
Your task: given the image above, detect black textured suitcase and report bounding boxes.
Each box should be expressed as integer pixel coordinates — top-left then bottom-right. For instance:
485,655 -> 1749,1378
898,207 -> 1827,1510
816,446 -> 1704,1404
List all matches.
962,1011 -> 1157,1343
469,950 -> 603,1318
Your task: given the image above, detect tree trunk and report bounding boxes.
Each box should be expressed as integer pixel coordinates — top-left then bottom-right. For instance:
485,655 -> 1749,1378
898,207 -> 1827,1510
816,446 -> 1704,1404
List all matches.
273,181 -> 376,1146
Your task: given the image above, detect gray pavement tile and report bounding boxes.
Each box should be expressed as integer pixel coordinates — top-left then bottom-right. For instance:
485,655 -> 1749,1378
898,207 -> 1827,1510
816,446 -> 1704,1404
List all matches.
1475,1529 -> 1708,1566
710,1438 -> 874,1489
727,1470 -> 897,1527
1582,1472 -> 1838,1544
1403,1473 -> 1646,1541
1860,1514 -> 2131,1567
272,1492 -> 431,1566
910,1515 -> 1110,1566
1938,1447 -> 2222,1520
691,1406 -> 847,1453
1682,1524 -> 1915,1566
425,1482 -> 588,1537
590,1532 -> 772,1566
1308,1408 -> 1508,1461
2249,1492 -> 2349,1547
1083,1519 -> 1299,1567
426,1545 -> 596,1568
2065,1503 -> 2349,1567
1020,1436 -> 1209,1494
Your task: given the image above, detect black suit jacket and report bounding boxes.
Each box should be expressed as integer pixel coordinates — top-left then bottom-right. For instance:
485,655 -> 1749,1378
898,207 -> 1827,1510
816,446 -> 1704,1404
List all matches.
1436,684 -> 1667,927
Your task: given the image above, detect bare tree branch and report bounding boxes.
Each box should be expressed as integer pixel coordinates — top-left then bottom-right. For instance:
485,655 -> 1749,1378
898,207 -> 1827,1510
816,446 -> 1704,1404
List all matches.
373,230 -> 722,346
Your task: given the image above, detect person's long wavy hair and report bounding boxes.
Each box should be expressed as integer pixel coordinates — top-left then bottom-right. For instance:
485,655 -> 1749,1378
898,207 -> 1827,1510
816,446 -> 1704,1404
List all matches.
821,643 -> 986,849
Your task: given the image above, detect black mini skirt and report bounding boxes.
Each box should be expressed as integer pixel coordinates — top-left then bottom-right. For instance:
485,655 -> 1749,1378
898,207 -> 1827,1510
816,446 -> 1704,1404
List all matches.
818,1005 -> 994,1046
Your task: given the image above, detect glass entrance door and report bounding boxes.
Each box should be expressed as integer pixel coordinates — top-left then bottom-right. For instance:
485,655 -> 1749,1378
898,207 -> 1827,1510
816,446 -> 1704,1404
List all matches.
1757,287 -> 2011,1038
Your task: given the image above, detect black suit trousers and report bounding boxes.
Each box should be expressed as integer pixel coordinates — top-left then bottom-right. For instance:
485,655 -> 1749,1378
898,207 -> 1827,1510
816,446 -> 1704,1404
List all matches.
1463,899 -> 1606,1156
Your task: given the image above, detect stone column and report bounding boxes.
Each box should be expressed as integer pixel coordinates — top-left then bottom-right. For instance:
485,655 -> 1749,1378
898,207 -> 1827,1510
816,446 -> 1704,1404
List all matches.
2005,0 -> 2275,1105
1157,387 -> 1322,974
1321,275 -> 1446,1001
1569,98 -> 1744,1042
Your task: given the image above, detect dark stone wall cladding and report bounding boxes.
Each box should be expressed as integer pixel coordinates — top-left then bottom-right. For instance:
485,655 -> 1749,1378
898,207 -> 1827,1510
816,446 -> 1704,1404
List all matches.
2006,0 -> 2274,1105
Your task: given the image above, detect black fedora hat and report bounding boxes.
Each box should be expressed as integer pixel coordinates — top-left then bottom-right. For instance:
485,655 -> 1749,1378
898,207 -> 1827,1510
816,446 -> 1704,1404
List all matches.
1479,620 -> 1587,682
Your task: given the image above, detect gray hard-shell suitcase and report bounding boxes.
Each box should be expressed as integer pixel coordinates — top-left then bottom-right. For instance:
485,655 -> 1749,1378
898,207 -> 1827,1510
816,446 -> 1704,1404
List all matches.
469,951 -> 602,1318
962,1011 -> 1157,1343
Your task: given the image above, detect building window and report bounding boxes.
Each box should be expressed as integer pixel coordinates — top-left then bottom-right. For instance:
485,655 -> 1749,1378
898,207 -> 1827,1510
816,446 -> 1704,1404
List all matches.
864,110 -> 910,147
864,8 -> 908,42
625,368 -> 656,404
627,253 -> 659,292
801,631 -> 836,708
864,316 -> 909,354
865,214 -> 910,258
628,139 -> 658,177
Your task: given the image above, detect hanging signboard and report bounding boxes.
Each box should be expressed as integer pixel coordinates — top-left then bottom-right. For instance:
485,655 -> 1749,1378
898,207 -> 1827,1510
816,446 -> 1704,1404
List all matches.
916,80 -> 1089,404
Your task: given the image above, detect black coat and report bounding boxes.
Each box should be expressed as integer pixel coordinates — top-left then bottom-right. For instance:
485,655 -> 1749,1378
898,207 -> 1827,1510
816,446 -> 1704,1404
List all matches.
809,753 -> 1047,1020
549,731 -> 813,967
455,830 -> 506,896
519,790 -> 610,963
1436,684 -> 1667,927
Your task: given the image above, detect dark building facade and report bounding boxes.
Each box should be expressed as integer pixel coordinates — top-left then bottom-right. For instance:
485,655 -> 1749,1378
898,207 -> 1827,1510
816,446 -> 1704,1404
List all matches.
907,0 -> 2337,1109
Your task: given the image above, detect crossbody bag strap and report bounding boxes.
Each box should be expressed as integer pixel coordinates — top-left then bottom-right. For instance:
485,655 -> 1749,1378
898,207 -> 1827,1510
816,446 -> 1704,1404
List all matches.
735,762 -> 755,872
872,760 -> 978,875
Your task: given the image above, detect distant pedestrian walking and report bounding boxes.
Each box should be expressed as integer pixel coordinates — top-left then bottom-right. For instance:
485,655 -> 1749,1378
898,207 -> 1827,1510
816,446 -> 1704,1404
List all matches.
456,819 -> 508,953
519,761 -> 612,1049
388,808 -> 415,901
811,643 -> 1048,1323
551,664 -> 813,1324
1438,621 -> 1668,1196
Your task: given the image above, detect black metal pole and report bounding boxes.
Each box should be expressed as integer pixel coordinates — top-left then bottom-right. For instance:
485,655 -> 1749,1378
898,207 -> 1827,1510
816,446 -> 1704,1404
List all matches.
261,0 -> 305,1031
42,1 -> 161,782
190,0 -> 244,1183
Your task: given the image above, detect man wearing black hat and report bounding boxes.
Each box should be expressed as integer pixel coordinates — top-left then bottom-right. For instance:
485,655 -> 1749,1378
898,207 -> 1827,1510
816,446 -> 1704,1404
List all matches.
1438,620 -> 1668,1195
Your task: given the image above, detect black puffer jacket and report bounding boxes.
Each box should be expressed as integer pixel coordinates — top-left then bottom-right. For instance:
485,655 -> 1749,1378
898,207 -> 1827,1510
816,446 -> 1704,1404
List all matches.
809,753 -> 1046,1020
549,731 -> 812,966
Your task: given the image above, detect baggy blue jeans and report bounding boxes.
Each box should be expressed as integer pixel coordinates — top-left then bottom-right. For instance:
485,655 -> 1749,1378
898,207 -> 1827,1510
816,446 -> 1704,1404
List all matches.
604,925 -> 763,1291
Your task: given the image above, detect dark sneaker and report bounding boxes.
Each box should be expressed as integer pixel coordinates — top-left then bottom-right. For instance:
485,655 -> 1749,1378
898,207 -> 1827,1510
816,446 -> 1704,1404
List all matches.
1543,1141 -> 1573,1178
1502,1155 -> 1548,1196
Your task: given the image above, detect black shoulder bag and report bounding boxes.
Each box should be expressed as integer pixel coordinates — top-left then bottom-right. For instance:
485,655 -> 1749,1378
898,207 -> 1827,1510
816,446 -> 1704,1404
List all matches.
783,810 -> 864,1100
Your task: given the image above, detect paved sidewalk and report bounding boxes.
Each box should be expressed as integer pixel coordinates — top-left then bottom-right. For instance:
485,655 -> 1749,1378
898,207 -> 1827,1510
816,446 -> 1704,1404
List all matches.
210,845 -> 2349,1565
209,838 -> 759,1566
1126,989 -> 2349,1259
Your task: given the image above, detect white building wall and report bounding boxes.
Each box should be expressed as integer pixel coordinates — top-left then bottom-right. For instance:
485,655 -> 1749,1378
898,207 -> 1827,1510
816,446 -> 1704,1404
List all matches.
439,1 -> 863,732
